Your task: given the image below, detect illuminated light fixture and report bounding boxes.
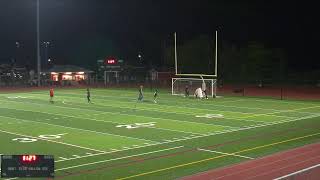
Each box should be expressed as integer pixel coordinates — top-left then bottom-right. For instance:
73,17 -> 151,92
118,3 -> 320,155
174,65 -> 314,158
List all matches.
107,59 -> 116,64
77,72 -> 85,74
65,72 -> 72,75
51,72 -> 57,75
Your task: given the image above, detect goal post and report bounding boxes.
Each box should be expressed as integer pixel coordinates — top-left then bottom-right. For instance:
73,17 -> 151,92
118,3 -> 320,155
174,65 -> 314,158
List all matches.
172,77 -> 217,98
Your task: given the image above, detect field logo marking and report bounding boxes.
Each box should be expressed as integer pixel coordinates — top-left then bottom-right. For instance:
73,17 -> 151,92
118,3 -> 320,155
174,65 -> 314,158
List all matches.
196,114 -> 224,118
12,137 -> 37,143
12,133 -> 67,143
116,122 -> 156,129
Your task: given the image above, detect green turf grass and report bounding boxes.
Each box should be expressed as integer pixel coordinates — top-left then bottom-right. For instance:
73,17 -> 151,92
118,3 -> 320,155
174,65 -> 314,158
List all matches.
0,88 -> 319,180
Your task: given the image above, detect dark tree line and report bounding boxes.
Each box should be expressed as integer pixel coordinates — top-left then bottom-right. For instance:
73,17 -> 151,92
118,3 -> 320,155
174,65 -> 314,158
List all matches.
164,35 -> 292,85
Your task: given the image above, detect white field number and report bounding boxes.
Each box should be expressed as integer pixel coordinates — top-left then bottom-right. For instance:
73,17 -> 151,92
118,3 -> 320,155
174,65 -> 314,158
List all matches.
12,133 -> 67,143
116,122 -> 156,129
196,114 -> 224,118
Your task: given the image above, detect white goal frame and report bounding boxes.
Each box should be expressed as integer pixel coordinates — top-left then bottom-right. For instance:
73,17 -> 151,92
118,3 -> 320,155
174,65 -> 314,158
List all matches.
172,77 -> 217,98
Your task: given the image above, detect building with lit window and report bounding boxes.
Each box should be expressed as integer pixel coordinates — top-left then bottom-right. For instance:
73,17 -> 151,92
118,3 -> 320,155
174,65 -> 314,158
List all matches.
47,65 -> 93,85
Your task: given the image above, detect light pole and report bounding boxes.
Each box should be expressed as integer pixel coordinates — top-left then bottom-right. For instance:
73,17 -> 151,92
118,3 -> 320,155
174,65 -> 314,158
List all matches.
15,41 -> 20,64
37,0 -> 41,86
43,41 -> 50,68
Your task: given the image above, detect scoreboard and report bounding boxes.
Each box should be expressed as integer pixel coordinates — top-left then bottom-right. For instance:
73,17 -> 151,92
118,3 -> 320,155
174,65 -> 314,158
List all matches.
106,59 -> 117,65
1,155 -> 54,178
97,57 -> 124,72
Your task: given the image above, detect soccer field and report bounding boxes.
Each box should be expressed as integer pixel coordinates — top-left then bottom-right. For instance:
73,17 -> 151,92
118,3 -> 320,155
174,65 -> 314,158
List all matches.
0,88 -> 320,180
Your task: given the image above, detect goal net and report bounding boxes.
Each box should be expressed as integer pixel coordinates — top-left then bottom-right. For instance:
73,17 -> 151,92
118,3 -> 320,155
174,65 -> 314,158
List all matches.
172,78 -> 217,98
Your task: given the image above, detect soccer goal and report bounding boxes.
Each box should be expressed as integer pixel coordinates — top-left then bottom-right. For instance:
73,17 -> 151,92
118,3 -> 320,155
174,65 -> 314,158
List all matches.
172,77 -> 217,97
171,30 -> 219,98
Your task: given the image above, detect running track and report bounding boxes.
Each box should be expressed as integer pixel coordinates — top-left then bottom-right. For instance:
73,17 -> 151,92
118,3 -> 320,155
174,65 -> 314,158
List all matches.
181,143 -> 320,180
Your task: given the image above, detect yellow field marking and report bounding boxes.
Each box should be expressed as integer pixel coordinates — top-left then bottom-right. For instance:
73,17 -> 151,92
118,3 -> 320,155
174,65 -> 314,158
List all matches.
117,132 -> 320,180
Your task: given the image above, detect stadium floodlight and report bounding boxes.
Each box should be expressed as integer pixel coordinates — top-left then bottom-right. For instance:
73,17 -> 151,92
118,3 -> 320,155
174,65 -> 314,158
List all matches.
138,54 -> 142,62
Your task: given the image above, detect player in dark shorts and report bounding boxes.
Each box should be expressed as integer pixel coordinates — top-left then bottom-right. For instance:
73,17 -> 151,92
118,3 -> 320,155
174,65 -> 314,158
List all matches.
185,86 -> 189,97
153,89 -> 158,103
138,85 -> 144,101
87,88 -> 91,103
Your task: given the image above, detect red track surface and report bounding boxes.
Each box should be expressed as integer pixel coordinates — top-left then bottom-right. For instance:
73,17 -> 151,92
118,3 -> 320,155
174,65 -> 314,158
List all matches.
181,143 -> 320,180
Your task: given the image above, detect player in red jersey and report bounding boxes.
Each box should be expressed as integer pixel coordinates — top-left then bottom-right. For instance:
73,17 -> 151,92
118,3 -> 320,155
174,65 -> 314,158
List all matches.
49,88 -> 54,103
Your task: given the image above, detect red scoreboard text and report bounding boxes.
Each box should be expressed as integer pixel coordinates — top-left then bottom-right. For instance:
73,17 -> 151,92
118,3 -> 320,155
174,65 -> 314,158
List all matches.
105,59 -> 117,64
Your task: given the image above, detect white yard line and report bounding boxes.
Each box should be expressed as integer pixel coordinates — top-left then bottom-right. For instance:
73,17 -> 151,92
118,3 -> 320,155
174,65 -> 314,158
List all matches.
3,93 -> 286,125
36,91 -> 320,115
56,146 -> 184,171
197,148 -> 254,159
2,90 -> 319,107
0,129 -> 106,153
274,163 -> 320,180
0,99 -> 235,132
67,89 -> 316,108
244,105 -> 320,118
0,105 -> 205,136
54,114 -> 320,163
0,102 -> 318,165
0,96 -> 266,128
0,115 -> 157,143
60,93 -> 264,111
9,93 -> 288,120
59,157 -> 69,160
72,92 -> 320,115
253,99 -> 320,106
148,127 -> 204,135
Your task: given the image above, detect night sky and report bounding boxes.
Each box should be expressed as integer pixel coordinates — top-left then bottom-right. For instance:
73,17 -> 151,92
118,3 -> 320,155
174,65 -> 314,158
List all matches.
0,0 -> 317,71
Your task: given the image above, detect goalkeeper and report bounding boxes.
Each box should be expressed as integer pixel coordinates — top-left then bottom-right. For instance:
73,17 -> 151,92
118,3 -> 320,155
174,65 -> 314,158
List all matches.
194,87 -> 204,99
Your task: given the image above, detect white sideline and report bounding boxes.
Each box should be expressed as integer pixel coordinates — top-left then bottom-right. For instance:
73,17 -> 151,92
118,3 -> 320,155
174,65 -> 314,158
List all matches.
0,129 -> 106,153
197,148 -> 254,159
56,146 -> 184,171
273,163 -> 320,180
